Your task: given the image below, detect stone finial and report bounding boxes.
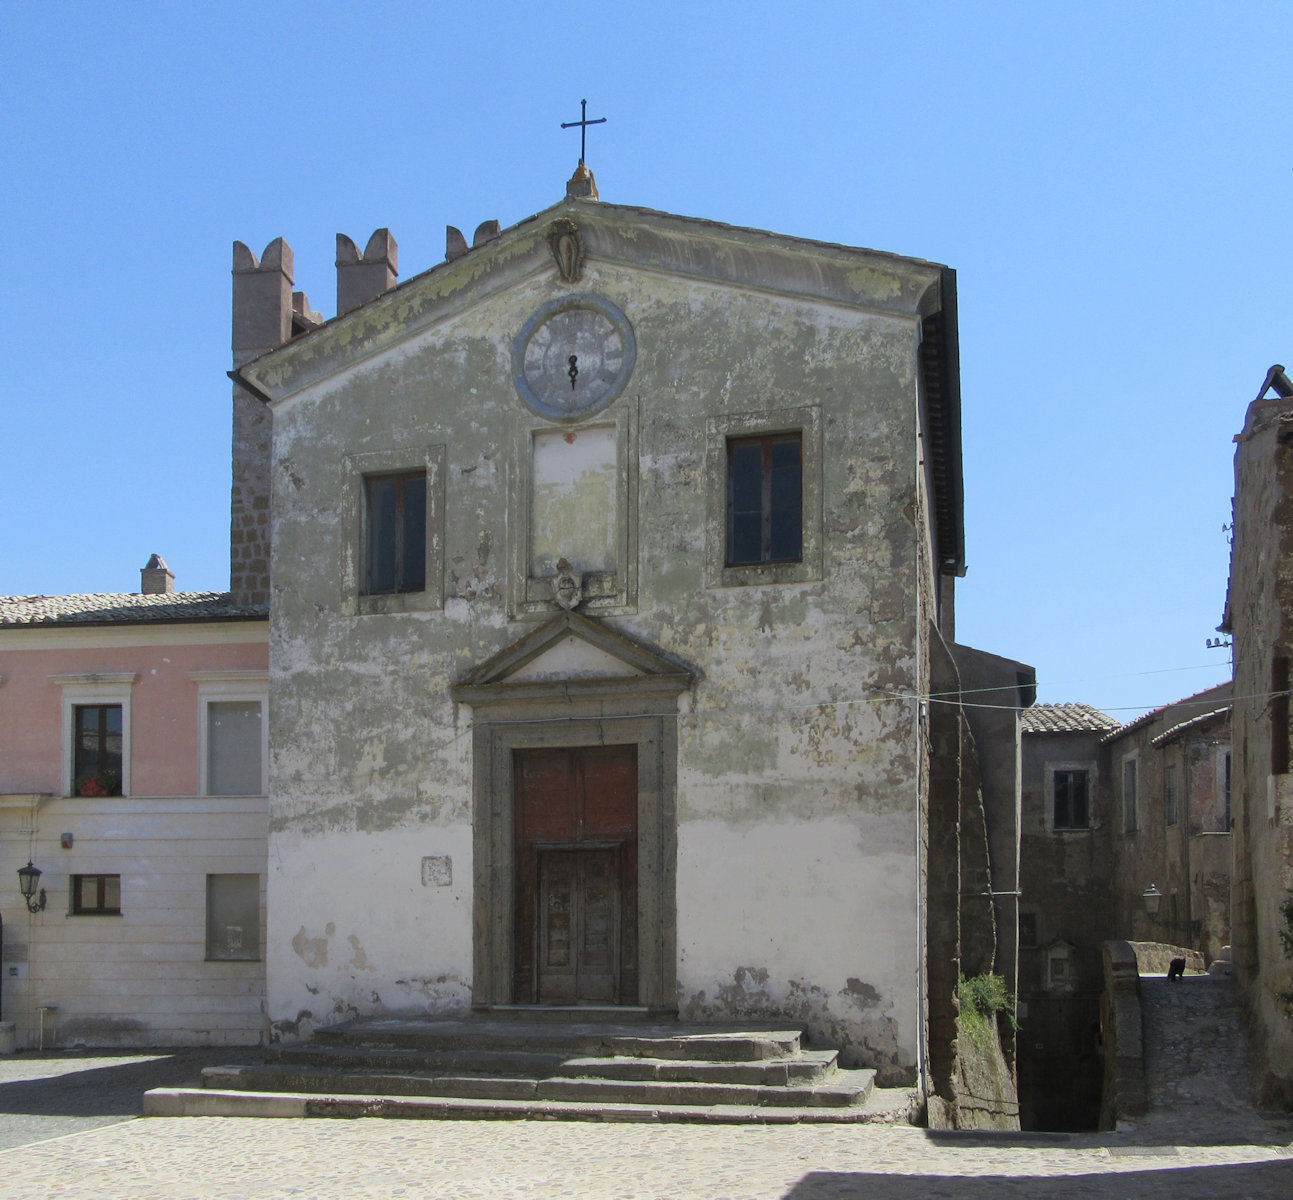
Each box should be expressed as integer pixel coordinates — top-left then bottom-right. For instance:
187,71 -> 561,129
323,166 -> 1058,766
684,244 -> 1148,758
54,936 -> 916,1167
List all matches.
336,228 -> 398,316
566,162 -> 599,200
446,226 -> 469,261
472,220 -> 501,247
140,554 -> 174,595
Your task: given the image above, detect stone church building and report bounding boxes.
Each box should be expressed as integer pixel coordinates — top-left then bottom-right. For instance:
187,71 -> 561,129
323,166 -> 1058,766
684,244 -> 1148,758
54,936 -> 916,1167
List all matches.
230,169 -> 1024,1093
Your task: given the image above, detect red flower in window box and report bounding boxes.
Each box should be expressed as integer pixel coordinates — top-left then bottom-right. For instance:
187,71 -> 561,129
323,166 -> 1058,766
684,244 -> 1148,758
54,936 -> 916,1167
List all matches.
77,776 -> 107,797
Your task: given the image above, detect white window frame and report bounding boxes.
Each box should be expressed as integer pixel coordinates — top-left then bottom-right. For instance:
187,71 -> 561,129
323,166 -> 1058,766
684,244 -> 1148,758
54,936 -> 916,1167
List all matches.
1044,760 -> 1097,832
205,872 -> 262,962
190,670 -> 269,797
50,673 -> 137,798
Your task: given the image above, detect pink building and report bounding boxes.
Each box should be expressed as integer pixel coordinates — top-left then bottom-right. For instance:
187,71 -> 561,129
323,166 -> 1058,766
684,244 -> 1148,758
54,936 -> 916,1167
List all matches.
0,562 -> 268,1049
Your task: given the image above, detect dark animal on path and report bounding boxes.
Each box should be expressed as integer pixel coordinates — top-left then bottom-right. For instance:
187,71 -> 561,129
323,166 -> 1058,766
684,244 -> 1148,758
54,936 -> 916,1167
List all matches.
1167,957 -> 1186,981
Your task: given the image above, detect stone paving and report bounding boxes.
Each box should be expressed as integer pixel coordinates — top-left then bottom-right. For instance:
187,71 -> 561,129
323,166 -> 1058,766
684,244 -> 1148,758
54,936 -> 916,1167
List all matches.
0,1106 -> 1289,1198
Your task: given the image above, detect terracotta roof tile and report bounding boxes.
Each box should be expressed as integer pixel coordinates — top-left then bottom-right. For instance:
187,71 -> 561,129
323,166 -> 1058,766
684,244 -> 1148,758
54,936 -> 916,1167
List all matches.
1021,703 -> 1120,734
1100,682 -> 1232,745
0,592 -> 266,628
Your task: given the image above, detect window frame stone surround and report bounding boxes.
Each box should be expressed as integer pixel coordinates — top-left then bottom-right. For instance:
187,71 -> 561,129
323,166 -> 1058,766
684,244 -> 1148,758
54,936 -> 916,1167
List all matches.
705,403 -> 823,588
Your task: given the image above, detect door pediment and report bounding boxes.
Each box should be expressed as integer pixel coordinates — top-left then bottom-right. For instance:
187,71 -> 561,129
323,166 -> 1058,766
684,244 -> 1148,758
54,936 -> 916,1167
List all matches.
451,610 -> 695,704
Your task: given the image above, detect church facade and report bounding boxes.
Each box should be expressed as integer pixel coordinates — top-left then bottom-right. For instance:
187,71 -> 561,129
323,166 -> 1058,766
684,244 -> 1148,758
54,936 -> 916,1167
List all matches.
233,177 -> 982,1087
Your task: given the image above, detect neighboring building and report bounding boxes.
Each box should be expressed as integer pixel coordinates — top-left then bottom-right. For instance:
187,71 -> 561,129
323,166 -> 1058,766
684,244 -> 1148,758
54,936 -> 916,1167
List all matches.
1018,689 -> 1233,1129
0,561 -> 268,1048
1018,701 -> 1120,1131
1221,363 -> 1293,1106
229,170 -> 1029,1096
1102,683 -> 1232,957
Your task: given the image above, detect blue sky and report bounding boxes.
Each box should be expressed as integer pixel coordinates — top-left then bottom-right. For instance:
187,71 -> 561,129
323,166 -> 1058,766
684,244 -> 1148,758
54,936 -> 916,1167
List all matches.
1,1 -> 1286,716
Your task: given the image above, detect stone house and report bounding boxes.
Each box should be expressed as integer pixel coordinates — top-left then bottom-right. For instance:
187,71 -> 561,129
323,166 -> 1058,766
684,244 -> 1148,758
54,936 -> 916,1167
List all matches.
1101,683 -> 1232,957
1017,688 -> 1233,1129
0,559 -> 268,1048
230,171 -> 1029,1094
1018,701 -> 1120,1131
1221,363 -> 1293,1106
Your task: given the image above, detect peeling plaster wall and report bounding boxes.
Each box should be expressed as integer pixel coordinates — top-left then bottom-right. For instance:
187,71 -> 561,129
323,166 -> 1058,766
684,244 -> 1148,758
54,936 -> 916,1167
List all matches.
1228,398 -> 1293,1105
262,230 -> 936,1079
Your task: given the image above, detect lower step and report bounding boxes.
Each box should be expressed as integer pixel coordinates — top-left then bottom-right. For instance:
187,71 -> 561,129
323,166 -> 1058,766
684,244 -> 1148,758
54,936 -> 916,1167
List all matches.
145,1086 -> 915,1125
201,1065 -> 876,1109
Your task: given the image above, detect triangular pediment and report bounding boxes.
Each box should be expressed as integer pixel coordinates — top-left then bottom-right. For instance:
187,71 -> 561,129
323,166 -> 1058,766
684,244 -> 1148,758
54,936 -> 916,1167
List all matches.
451,610 -> 694,704
233,197 -> 944,408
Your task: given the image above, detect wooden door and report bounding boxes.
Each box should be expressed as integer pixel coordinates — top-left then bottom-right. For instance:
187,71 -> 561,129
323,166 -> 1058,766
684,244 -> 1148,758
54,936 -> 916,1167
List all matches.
514,745 -> 637,1004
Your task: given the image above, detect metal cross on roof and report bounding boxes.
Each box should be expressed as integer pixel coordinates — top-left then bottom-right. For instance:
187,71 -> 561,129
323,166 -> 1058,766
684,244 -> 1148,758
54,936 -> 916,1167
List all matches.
561,99 -> 606,165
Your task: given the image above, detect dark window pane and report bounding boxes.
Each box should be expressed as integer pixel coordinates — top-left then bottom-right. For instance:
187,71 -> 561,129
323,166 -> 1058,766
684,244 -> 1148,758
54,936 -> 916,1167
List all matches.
769,450 -> 802,561
1071,772 -> 1088,827
1054,770 -> 1089,829
730,513 -> 763,566
367,476 -> 398,593
729,445 -> 763,516
364,471 -> 426,595
402,474 -> 427,592
726,433 -> 803,567
74,705 -> 123,795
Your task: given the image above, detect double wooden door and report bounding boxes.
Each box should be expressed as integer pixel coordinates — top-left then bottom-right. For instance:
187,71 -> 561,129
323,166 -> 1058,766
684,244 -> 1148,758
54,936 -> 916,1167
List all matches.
513,745 -> 638,1004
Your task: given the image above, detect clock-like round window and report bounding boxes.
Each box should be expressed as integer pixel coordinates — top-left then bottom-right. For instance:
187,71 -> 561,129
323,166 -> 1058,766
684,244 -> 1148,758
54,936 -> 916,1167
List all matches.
512,295 -> 636,421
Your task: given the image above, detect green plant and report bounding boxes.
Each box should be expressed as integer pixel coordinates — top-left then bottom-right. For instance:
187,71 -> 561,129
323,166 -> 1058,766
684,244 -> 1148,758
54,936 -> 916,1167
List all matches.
958,972 -> 1018,1050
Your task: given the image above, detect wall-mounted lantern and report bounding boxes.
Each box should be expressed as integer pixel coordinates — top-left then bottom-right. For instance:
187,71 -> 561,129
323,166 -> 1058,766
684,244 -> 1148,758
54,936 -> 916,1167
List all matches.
18,861 -> 46,914
1141,883 -> 1163,919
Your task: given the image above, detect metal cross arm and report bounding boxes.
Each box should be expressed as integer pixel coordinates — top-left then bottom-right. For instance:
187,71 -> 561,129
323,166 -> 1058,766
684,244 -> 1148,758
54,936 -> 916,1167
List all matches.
561,99 -> 607,165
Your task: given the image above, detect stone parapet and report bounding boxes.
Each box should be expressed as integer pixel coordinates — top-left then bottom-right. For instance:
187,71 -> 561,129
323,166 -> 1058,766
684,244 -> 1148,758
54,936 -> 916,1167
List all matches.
1100,939 -> 1147,1129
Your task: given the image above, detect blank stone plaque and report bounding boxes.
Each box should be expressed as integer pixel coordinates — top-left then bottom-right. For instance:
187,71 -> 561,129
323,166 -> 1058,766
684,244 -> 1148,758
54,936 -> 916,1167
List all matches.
421,856 -> 452,887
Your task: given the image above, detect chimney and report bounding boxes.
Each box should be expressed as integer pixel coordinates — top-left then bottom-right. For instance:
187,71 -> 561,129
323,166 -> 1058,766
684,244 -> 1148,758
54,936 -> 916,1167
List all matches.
230,237 -> 295,609
141,554 -> 174,595
336,229 -> 398,316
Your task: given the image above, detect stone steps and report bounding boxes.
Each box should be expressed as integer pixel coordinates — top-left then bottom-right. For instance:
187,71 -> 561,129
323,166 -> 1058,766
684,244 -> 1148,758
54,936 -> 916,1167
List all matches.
198,1064 -> 875,1108
264,1042 -> 839,1085
142,1016 -> 907,1125
308,1018 -> 805,1062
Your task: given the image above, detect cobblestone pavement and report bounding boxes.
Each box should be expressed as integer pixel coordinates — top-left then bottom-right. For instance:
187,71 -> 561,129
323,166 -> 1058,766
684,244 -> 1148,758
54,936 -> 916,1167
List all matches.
0,1048 -> 215,1151
0,1113 -> 1288,1199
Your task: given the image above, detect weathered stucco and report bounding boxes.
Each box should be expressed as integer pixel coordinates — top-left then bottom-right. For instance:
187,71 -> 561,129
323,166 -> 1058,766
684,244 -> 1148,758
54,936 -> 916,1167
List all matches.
249,198 -> 953,1079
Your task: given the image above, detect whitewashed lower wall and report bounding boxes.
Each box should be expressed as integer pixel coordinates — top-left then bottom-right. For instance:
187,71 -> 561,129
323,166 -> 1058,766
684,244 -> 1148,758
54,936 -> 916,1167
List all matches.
676,814 -> 920,1083
0,795 -> 267,1049
265,824 -> 474,1042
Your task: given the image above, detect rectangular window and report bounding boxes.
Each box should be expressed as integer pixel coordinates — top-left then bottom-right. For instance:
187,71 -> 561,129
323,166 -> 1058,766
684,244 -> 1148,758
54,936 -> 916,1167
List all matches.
206,874 -> 260,961
207,701 -> 263,796
1052,769 -> 1089,829
726,433 -> 802,567
73,705 -> 123,796
1019,912 -> 1037,948
71,874 -> 121,915
364,470 -> 427,595
1123,759 -> 1138,833
1165,764 -> 1178,826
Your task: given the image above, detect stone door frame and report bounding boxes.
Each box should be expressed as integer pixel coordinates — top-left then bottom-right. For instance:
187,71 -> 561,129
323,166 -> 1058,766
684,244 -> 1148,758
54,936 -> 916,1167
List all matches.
467,712 -> 678,1010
